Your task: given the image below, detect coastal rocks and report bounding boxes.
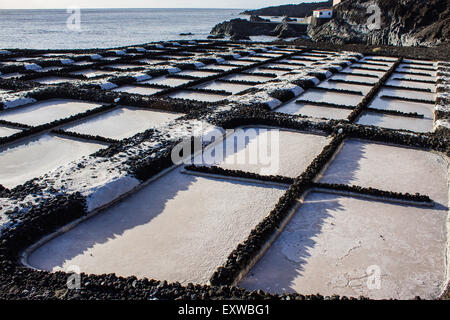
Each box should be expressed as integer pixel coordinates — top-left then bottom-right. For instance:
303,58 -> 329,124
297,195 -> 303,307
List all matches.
273,23 -> 298,39
210,18 -> 307,39
210,19 -> 275,38
249,15 -> 270,23
307,0 -> 450,47
241,0 -> 333,18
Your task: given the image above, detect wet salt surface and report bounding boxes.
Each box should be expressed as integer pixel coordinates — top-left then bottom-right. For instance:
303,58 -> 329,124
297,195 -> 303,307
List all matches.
26,167 -> 286,285
385,79 -> 436,92
207,65 -> 238,71
281,59 -> 316,66
0,99 -> 102,126
0,125 -> 21,138
176,70 -> 219,77
32,77 -> 79,84
227,60 -> 257,66
221,73 -> 272,83
378,87 -> 436,102
193,81 -> 251,94
356,112 -> 433,133
329,73 -> 378,84
196,127 -> 330,177
360,56 -> 397,62
391,72 -> 435,82
0,73 -> 22,79
264,63 -> 303,71
317,81 -> 372,95
63,106 -> 181,140
239,191 -> 447,299
168,90 -> 229,102
248,67 -> 289,77
396,67 -> 436,77
275,101 -> 352,120
368,96 -> 434,118
0,133 -> 105,189
320,139 -> 448,203
103,64 -> 142,70
298,89 -> 363,107
69,69 -> 116,78
72,61 -> 93,66
111,85 -> 162,95
141,76 -> 192,87
341,67 -> 385,78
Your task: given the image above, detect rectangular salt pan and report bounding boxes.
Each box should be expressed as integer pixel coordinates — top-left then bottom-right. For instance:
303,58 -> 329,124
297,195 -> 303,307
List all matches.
63,106 -> 181,140
329,74 -> 378,84
391,72 -> 435,82
70,69 -> 116,78
342,67 -> 385,78
176,70 -> 219,77
377,87 -> 435,102
317,81 -> 372,95
168,90 -> 229,102
112,85 -> 162,95
239,191 -> 447,299
298,89 -> 363,107
26,168 -> 286,285
385,79 -> 436,92
221,74 -> 272,83
275,101 -> 352,120
193,81 -> 251,94
194,127 -> 330,178
319,139 -> 448,203
0,133 -> 105,188
0,126 -> 21,138
368,97 -> 434,119
141,76 -> 192,87
33,77 -> 79,84
356,112 -> 433,133
0,99 -> 103,126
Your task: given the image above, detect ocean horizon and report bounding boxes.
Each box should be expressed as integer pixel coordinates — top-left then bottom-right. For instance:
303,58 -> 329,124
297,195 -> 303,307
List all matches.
0,8 -> 261,50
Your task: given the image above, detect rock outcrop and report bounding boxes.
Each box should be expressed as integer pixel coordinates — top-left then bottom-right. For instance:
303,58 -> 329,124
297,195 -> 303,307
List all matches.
308,0 -> 450,47
241,0 -> 333,17
210,18 -> 307,39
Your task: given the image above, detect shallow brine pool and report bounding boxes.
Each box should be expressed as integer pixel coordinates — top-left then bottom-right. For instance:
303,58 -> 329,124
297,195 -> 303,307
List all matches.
329,74 -> 378,84
356,112 -> 433,133
196,127 -> 330,177
141,76 -> 192,87
112,85 -> 162,95
168,90 -> 229,102
32,77 -> 79,84
0,125 -> 21,138
221,73 -> 272,83
193,81 -> 251,94
298,89 -> 363,107
275,101 -> 352,120
239,191 -> 447,299
26,167 -> 286,285
63,106 -> 181,140
0,99 -> 103,126
0,133 -> 105,188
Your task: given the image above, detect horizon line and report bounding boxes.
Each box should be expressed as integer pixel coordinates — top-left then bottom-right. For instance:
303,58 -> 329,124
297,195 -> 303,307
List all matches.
0,7 -> 249,10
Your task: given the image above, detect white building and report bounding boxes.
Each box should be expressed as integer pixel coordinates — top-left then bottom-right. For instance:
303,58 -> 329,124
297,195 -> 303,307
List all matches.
313,9 -> 333,18
333,0 -> 342,6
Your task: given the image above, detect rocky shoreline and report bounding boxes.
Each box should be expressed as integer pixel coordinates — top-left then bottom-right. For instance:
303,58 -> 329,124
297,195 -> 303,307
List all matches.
209,0 -> 449,48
